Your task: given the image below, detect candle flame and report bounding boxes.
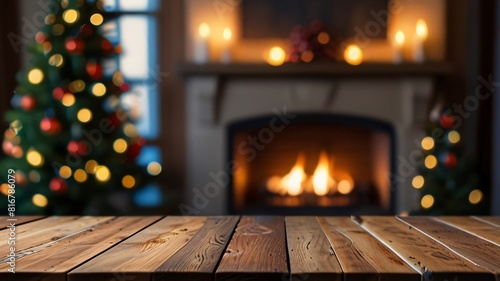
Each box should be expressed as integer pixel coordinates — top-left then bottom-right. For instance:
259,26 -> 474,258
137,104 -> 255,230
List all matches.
198,22 -> 210,38
416,19 -> 428,40
395,30 -> 405,46
344,44 -> 363,66
267,46 -> 286,66
223,27 -> 232,41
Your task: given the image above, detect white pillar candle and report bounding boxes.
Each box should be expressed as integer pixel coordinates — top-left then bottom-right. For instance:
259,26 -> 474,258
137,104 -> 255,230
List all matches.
393,30 -> 405,64
221,27 -> 232,64
194,22 -> 210,64
413,19 -> 428,63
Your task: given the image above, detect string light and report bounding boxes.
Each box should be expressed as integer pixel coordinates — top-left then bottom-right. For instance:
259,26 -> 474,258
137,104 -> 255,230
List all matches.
63,9 -> 79,24
32,194 -> 48,207
59,165 -> 72,179
112,72 -> 124,86
62,93 -> 76,107
344,44 -> 363,66
123,123 -> 138,137
52,24 -> 65,35
92,83 -> 106,97
74,169 -> 88,183
147,162 -> 162,176
28,68 -> 44,84
85,160 -> 98,174
122,175 -> 135,188
266,46 -> 286,66
469,189 -> 483,204
424,155 -> 437,169
448,131 -> 461,144
29,171 -> 41,183
301,50 -> 314,63
412,175 -> 425,189
77,108 -> 93,123
113,139 -> 128,153
48,54 -> 64,67
10,120 -> 23,134
421,137 -> 435,150
69,79 -> 86,92
90,13 -> 104,26
0,184 -> 9,195
26,148 -> 44,167
421,194 -> 434,209
95,165 -> 111,182
317,32 -> 330,44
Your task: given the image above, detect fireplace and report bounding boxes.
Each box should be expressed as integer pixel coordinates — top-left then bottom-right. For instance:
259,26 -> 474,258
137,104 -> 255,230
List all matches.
227,114 -> 395,215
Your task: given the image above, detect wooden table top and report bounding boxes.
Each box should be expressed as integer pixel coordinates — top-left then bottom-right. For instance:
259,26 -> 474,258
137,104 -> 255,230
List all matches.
0,216 -> 498,281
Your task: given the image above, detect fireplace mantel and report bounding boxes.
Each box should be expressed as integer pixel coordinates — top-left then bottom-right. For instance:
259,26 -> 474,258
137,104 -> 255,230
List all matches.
177,62 -> 452,77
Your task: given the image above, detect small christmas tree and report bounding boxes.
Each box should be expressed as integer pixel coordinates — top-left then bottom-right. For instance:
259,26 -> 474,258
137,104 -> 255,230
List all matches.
0,0 -> 158,215
411,106 -> 487,215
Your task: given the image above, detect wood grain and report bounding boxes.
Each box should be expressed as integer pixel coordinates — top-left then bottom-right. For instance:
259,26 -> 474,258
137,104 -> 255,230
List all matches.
0,216 -> 44,230
0,216 -> 160,281
474,216 -> 500,227
399,216 -> 500,278
356,216 -> 494,281
437,216 -> 500,245
216,216 -> 288,281
286,216 -> 342,281
318,217 -> 419,281
69,216 -> 207,281
154,216 -> 239,281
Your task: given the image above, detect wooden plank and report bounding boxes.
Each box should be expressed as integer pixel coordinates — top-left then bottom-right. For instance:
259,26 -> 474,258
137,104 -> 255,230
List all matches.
0,216 -> 111,257
215,216 -> 288,281
318,217 -> 420,281
399,216 -> 500,278
356,216 -> 495,281
437,216 -> 500,245
0,216 -> 160,281
474,216 -> 500,226
154,216 -> 239,281
0,216 -> 44,230
286,216 -> 342,281
69,216 -> 208,281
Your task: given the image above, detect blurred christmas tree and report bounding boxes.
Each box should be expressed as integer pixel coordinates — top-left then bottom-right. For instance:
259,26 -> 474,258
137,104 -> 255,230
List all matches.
0,0 -> 160,215
411,105 -> 487,215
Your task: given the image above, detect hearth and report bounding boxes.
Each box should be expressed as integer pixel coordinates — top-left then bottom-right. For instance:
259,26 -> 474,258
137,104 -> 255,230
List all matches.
227,114 -> 395,215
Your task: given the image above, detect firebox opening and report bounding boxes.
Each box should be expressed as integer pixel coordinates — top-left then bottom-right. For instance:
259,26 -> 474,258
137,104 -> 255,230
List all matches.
227,114 -> 396,215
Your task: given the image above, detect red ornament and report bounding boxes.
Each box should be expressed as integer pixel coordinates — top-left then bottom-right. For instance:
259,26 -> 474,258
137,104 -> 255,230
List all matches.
440,114 -> 456,129
127,138 -> 145,162
16,171 -> 28,186
108,113 -> 122,127
443,152 -> 458,168
53,87 -> 65,100
40,118 -> 61,135
20,95 -> 37,110
80,24 -> 94,37
65,38 -> 84,54
120,83 -> 130,92
86,61 -> 103,80
2,141 -> 13,155
101,39 -> 114,55
50,178 -> 68,194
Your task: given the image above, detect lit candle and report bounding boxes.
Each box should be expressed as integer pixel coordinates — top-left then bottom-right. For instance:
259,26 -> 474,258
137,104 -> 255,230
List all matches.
413,19 -> 428,63
194,22 -> 210,64
393,30 -> 405,64
266,46 -> 285,66
221,27 -> 232,64
344,44 -> 363,66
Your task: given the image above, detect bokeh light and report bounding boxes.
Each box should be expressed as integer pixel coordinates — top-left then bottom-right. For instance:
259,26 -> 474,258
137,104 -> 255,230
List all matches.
421,194 -> 434,209
421,137 -> 435,150
469,189 -> 483,204
77,108 -> 93,123
90,13 -> 104,26
424,155 -> 437,169
95,165 -> 111,182
28,68 -> 44,84
113,139 -> 128,153
412,175 -> 425,189
27,149 -> 44,167
147,162 -> 162,176
74,169 -> 88,183
122,175 -> 136,188
32,194 -> 48,207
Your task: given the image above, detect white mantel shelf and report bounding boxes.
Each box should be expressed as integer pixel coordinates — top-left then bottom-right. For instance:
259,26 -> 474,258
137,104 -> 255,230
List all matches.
176,62 -> 452,77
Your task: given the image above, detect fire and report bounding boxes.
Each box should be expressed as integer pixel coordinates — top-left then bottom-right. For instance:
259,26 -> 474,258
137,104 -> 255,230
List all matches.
266,151 -> 354,197
312,151 -> 335,196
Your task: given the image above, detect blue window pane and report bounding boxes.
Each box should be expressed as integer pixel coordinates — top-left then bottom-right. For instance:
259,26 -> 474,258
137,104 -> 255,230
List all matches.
104,0 -> 159,11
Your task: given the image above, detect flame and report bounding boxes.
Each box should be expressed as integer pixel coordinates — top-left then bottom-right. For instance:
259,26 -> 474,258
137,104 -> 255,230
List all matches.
279,153 -> 306,196
266,151 -> 355,197
312,151 -> 335,196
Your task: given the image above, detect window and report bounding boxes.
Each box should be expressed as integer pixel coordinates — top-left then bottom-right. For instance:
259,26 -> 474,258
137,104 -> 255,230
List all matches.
103,0 -> 162,207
